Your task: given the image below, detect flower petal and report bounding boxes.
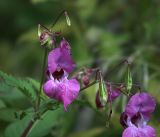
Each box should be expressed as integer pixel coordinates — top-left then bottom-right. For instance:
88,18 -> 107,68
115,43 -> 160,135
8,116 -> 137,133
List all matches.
43,78 -> 80,111
141,125 -> 156,137
120,112 -> 129,128
125,92 -> 156,120
122,126 -> 146,137
48,48 -> 60,73
62,79 -> 80,110
106,83 -> 121,102
43,80 -> 63,101
48,47 -> 75,73
60,38 -> 71,54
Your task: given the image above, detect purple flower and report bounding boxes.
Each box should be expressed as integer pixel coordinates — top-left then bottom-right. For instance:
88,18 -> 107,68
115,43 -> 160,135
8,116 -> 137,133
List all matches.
125,92 -> 156,120
106,83 -> 121,102
120,92 -> 156,137
43,39 -> 80,110
48,39 -> 75,74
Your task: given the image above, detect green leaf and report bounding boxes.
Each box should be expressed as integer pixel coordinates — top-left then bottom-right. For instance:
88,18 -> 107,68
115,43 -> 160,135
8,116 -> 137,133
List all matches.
0,108 -> 17,122
4,114 -> 32,137
31,0 -> 58,4
0,99 -> 6,108
5,109 -> 62,137
0,70 -> 38,102
68,128 -> 105,137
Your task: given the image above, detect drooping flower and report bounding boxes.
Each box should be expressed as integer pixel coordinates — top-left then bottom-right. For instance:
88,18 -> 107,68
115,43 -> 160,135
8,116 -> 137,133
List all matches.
96,83 -> 121,108
120,92 -> 156,137
43,39 -> 80,110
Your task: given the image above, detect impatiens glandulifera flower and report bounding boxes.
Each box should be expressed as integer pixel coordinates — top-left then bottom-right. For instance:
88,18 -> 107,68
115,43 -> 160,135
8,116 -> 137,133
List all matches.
48,39 -> 75,74
120,92 -> 156,137
125,92 -> 156,120
43,69 -> 80,111
96,83 -> 121,109
43,39 -> 80,110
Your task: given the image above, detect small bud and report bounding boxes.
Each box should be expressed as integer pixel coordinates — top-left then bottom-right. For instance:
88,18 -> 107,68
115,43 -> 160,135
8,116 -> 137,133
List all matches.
38,24 -> 54,47
125,64 -> 132,94
82,75 -> 89,86
64,11 -> 71,26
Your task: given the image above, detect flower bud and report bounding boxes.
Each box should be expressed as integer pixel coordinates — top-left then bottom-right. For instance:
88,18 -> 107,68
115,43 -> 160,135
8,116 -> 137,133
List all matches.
96,71 -> 108,109
38,24 -> 55,48
82,75 -> 89,86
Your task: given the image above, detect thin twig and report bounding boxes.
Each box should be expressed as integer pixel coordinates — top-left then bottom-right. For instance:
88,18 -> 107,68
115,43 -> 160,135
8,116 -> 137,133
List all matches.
20,120 -> 34,137
50,10 -> 65,30
105,59 -> 129,77
80,80 -> 99,92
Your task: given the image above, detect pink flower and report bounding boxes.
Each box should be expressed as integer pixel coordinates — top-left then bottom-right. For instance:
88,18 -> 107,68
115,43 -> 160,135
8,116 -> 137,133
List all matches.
43,39 -> 80,110
120,92 -> 156,137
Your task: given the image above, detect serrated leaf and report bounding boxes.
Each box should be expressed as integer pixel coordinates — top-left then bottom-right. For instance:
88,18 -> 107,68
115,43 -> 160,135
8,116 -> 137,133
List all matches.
0,70 -> 38,102
5,109 -> 62,137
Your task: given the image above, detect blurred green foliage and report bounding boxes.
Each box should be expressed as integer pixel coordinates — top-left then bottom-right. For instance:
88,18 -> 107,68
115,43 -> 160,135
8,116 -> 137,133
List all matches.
0,0 -> 160,137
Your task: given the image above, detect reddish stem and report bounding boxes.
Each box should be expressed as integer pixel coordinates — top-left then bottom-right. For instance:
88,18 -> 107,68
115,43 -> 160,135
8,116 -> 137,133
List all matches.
20,120 -> 34,137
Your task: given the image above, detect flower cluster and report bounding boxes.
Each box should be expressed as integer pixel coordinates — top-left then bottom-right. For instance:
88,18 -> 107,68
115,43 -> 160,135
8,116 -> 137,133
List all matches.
120,92 -> 156,137
43,38 -> 80,110
39,18 -> 156,137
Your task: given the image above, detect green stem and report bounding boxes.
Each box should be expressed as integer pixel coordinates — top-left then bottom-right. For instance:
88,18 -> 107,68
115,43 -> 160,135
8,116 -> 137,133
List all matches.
105,59 -> 129,77
50,10 -> 65,30
37,48 -> 48,110
20,108 -> 48,137
80,80 -> 99,92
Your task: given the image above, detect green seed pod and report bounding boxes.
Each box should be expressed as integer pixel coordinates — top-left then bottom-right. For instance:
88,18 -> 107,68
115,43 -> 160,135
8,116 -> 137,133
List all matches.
38,24 -> 41,38
64,11 -> 71,26
125,65 -> 132,93
98,72 -> 108,106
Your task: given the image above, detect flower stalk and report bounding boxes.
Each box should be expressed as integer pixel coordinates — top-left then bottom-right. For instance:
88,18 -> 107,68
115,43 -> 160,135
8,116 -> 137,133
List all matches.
36,48 -> 48,111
